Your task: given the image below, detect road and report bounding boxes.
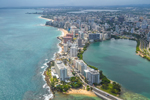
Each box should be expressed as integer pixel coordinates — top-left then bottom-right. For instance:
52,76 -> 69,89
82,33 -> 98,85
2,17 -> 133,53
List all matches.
76,73 -> 122,100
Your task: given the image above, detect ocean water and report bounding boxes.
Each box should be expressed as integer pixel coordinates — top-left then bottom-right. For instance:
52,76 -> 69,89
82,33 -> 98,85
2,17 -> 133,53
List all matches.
83,39 -> 150,100
0,9 -> 102,100
0,9 -> 61,100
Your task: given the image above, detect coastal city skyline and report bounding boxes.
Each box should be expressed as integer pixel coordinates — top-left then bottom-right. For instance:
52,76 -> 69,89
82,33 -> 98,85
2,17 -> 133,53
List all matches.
0,1 -> 150,100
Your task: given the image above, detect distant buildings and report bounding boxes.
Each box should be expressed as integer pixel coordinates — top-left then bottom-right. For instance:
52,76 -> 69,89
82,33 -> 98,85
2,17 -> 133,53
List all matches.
89,33 -> 101,41
136,22 -> 141,28
142,24 -> 148,29
115,25 -> 120,33
66,33 -> 73,40
77,38 -> 83,47
131,28 -> 135,33
105,23 -> 109,30
88,69 -> 100,84
147,32 -> 150,42
118,16 -> 124,23
45,21 -> 53,26
79,31 -> 85,39
64,22 -> 70,30
142,20 -> 148,29
54,61 -> 67,81
43,7 -> 150,85
103,33 -> 110,40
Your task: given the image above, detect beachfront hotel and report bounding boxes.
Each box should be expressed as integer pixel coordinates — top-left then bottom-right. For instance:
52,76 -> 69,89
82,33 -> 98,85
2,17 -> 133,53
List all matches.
54,61 -> 67,81
74,60 -> 100,84
84,69 -> 100,84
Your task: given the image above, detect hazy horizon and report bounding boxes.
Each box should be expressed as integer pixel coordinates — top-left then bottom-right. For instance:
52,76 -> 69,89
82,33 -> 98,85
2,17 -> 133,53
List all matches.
0,0 -> 150,8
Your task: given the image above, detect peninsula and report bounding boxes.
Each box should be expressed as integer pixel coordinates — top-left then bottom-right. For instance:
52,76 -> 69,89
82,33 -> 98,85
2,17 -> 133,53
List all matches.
41,19 -> 122,100
36,6 -> 150,100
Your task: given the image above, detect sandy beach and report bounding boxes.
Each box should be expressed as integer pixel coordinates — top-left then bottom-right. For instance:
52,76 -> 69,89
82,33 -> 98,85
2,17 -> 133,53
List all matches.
39,15 -> 69,54
58,29 -> 69,53
59,28 -> 69,37
39,16 -> 54,21
66,89 -> 97,97
39,15 -> 68,37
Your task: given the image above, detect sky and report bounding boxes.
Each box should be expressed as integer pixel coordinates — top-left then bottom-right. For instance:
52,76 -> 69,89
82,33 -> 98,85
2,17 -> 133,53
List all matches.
0,0 -> 150,7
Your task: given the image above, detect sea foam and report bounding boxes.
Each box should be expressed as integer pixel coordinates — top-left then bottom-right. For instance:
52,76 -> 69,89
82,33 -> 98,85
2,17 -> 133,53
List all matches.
41,59 -> 54,100
35,24 -> 45,26
42,29 -> 63,100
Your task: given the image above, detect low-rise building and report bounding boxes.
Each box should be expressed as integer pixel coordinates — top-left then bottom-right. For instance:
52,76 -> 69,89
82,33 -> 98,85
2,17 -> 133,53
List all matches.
66,33 -> 73,40
63,36 -> 72,43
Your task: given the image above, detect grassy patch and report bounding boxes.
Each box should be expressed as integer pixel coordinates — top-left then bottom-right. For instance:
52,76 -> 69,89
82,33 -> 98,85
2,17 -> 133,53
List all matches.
100,84 -> 117,96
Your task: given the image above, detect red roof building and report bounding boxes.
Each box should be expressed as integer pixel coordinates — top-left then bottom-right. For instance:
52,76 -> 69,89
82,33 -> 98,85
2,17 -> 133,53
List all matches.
66,33 -> 73,39
63,36 -> 72,43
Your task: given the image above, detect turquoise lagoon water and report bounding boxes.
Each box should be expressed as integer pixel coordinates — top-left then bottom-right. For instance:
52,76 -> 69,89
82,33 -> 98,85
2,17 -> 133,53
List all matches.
83,39 -> 150,100
0,9 -> 61,100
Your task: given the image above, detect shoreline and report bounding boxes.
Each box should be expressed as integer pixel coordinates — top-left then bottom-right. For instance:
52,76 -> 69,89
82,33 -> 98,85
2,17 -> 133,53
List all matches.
39,15 -> 63,100
39,16 -> 54,21
39,15 -> 96,99
40,15 -> 69,54
65,89 -> 97,97
39,15 -> 125,100
43,68 -> 53,100
39,15 -> 68,37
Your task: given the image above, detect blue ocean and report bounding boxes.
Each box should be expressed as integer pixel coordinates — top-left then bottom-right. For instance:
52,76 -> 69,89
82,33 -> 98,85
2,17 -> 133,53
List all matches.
0,9 -> 61,100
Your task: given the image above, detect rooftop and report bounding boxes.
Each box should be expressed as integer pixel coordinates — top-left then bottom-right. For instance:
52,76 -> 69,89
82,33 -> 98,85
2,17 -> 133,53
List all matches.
63,36 -> 72,38
89,69 -> 99,75
55,61 -> 67,69
67,33 -> 73,36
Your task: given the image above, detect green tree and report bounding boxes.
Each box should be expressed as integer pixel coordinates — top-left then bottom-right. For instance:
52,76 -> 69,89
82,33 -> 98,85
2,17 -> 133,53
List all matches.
102,84 -> 109,90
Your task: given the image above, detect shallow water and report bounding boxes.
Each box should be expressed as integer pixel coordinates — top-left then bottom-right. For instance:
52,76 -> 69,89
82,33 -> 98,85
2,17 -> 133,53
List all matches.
0,9 -> 102,100
0,9 -> 61,100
